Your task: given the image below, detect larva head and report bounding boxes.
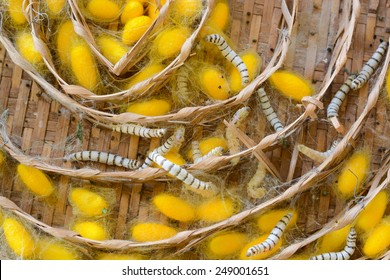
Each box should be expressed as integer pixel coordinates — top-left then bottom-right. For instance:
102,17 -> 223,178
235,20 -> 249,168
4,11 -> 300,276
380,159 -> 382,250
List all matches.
44,0 -> 66,16
268,70 -> 314,101
122,15 -> 153,45
153,27 -> 191,59
196,196 -> 238,222
256,209 -> 298,232
152,193 -> 196,222
72,221 -> 108,241
206,0 -> 230,31
126,98 -> 172,116
86,0 -> 121,22
198,66 -> 230,100
17,164 -> 55,197
97,35 -> 128,64
120,1 -> 144,24
7,0 -> 28,25
130,222 -> 177,242
171,0 -> 203,21
56,20 -> 79,65
336,149 -> 371,198
316,224 -> 351,254
15,31 -> 43,65
362,216 -> 390,258
126,63 -> 165,89
69,188 -> 109,217
96,252 -> 146,260
239,234 -> 283,260
35,238 -> 81,260
206,231 -> 248,258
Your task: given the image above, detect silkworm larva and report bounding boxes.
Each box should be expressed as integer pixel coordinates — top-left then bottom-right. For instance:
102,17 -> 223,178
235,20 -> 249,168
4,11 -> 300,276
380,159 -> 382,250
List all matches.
327,75 -> 356,119
66,151 -> 141,169
191,140 -> 203,163
297,140 -> 339,163
111,123 -> 167,138
257,88 -> 283,132
310,227 -> 357,260
246,213 -> 293,257
195,147 -> 224,164
351,41 -> 388,90
172,66 -> 194,107
204,34 -> 250,85
246,161 -> 267,199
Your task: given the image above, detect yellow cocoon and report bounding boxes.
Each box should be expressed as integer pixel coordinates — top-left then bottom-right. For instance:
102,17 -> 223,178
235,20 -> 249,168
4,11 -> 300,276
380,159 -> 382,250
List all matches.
362,217 -> 390,258
69,188 -> 109,217
97,35 -> 128,64
256,208 -> 298,232
355,191 -> 388,233
131,222 -> 177,242
15,32 -> 43,65
17,164 -> 54,197
96,252 -> 145,260
239,234 -> 282,260
87,0 -> 121,21
198,66 -> 230,100
36,239 -> 80,260
147,0 -> 166,20
196,197 -> 236,223
207,1 -> 230,31
122,16 -> 153,45
45,0 -> 66,15
126,99 -> 171,116
172,0 -> 202,20
268,70 -> 314,101
126,63 -> 165,88
72,221 -> 108,241
317,225 -> 351,254
3,217 -> 35,258
337,150 -> 371,198
207,232 -> 247,257
152,193 -> 196,222
8,0 -> 27,25
121,1 -> 144,24
187,137 -> 228,160
154,27 -> 191,59
56,21 -> 78,65
164,151 -> 186,166
70,42 -> 99,90
229,50 -> 262,93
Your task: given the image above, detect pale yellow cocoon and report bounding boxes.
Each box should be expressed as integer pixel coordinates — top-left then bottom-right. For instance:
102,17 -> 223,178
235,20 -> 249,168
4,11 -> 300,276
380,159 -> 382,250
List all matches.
56,21 -> 78,65
8,0 -> 27,25
121,1 -> 144,24
355,191 -> 388,233
199,66 -> 230,100
152,193 -> 196,222
70,43 -> 99,90
97,35 -> 128,64
196,197 -> 236,222
131,223 -> 177,242
72,221 -> 108,241
36,239 -> 80,260
3,217 -> 36,258
45,0 -> 66,15
69,188 -> 109,217
239,234 -> 282,260
207,1 -> 230,31
87,0 -> 121,21
15,32 -> 43,65
207,232 -> 247,257
256,209 -> 298,232
17,164 -> 54,197
317,225 -> 351,254
122,16 -> 153,45
153,27 -> 191,59
126,99 -> 171,116
362,217 -> 390,258
126,63 -> 165,89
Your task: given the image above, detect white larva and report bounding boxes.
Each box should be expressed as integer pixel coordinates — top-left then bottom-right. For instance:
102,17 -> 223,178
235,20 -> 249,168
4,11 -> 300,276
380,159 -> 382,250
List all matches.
111,123 -> 167,138
204,34 -> 250,85
351,41 -> 388,90
246,161 -> 267,199
246,213 -> 293,257
149,151 -> 217,196
297,140 -> 339,163
327,75 -> 356,119
66,151 -> 141,169
257,88 -> 283,132
310,227 -> 357,260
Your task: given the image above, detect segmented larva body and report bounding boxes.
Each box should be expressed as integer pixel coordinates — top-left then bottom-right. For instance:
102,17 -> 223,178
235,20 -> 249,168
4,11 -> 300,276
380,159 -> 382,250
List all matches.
150,151 -> 217,196
172,67 -> 193,106
191,141 -> 203,163
351,41 -> 388,90
246,162 -> 267,199
111,123 -> 167,138
66,151 -> 141,169
327,75 -> 356,119
193,145 -> 224,164
204,34 -> 250,85
246,213 -> 293,257
310,227 -> 357,260
297,140 -> 339,163
257,88 -> 283,132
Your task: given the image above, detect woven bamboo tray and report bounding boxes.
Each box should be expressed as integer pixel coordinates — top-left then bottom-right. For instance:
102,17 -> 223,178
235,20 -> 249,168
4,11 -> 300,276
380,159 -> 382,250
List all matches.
1,0 -> 390,260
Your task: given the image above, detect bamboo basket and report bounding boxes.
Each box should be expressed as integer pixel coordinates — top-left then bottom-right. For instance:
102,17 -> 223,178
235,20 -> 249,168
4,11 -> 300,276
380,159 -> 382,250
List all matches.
0,0 -> 390,260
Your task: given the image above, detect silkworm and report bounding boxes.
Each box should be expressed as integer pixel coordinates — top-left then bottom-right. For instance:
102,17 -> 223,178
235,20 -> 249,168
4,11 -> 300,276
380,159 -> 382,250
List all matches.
246,161 -> 267,199
257,88 -> 283,132
327,75 -> 356,119
66,151 -> 141,169
204,34 -> 250,85
310,227 -> 357,260
297,140 -> 339,163
111,123 -> 167,138
246,213 -> 293,257
351,41 -> 388,90
172,66 -> 194,106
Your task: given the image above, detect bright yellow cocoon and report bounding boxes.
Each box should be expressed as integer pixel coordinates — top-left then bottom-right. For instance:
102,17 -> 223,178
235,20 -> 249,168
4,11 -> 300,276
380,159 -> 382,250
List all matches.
126,99 -> 171,116
152,193 -> 196,222
36,239 -> 80,260
256,208 -> 298,232
337,150 -> 371,198
8,0 -> 27,25
131,223 -> 177,242
3,217 -> 35,258
70,43 -> 99,90
199,66 -> 230,100
15,32 -> 43,65
154,27 -> 191,59
172,0 -> 202,19
187,137 -> 228,160
17,164 -> 54,197
121,1 -> 144,24
207,1 -> 230,31
87,0 -> 121,21
230,51 -> 262,93
196,197 -> 236,223
97,35 -> 128,64
56,20 -> 78,65
96,252 -> 145,260
356,191 -> 388,233
126,63 -> 165,88
72,221 -> 108,241
45,0 -> 66,15
317,224 -> 351,254
69,188 -> 109,217
208,232 -> 247,257
239,234 -> 282,260
362,217 -> 390,258
122,16 -> 153,45
268,70 -> 314,101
